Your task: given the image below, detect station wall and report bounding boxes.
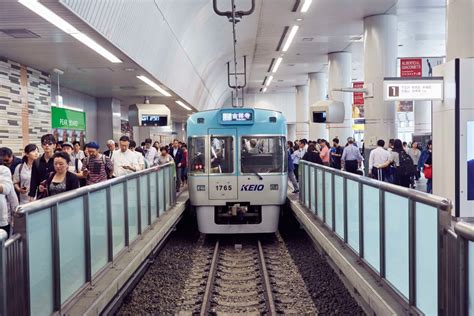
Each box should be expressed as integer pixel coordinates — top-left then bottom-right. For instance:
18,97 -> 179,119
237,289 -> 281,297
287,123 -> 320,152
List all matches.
0,57 -> 51,154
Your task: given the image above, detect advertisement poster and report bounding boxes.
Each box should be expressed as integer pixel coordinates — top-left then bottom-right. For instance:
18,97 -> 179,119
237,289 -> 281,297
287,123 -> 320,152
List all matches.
352,81 -> 364,118
399,57 -> 444,78
468,121 -> 474,200
397,101 -> 414,112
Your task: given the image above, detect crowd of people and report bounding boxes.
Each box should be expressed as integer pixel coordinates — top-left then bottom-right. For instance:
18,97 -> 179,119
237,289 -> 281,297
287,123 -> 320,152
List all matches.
0,134 -> 188,237
286,137 -> 433,194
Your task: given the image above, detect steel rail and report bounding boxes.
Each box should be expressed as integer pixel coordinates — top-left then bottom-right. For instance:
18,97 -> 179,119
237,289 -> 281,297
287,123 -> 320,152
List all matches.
200,240 -> 220,316
257,240 -> 277,315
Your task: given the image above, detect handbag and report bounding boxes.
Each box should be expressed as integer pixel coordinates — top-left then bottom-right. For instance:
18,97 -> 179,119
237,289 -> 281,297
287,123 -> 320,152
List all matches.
423,165 -> 432,179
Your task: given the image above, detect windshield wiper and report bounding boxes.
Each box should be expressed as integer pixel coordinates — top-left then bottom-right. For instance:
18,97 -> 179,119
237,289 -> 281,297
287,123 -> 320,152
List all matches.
253,171 -> 263,180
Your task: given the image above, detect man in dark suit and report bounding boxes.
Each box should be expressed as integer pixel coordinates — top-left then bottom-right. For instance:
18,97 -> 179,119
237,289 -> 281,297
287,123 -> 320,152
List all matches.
103,140 -> 116,159
169,139 -> 183,192
468,159 -> 474,200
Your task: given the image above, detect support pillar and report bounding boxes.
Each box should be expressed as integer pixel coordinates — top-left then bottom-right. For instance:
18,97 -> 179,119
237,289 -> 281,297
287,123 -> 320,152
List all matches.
363,14 -> 398,149
295,83 -> 309,140
97,98 -> 121,152
446,0 -> 474,61
327,52 -> 353,142
414,100 -> 432,134
287,124 -> 296,142
308,72 -> 328,140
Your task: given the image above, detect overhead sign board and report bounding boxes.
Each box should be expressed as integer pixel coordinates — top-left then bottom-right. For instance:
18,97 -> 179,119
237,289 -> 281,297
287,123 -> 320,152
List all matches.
218,109 -> 254,125
383,78 -> 444,101
51,106 -> 86,130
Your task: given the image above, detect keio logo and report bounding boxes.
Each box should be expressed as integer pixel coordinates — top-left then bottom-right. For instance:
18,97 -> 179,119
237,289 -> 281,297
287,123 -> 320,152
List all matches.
240,184 -> 264,192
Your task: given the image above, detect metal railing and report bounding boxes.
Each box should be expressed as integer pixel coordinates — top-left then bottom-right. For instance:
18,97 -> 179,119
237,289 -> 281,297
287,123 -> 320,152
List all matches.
3,162 -> 176,315
454,221 -> 474,316
298,161 -> 452,315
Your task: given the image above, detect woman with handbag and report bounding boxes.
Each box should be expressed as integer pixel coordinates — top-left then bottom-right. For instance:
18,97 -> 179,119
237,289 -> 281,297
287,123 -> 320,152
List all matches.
38,151 -> 79,198
13,144 -> 39,204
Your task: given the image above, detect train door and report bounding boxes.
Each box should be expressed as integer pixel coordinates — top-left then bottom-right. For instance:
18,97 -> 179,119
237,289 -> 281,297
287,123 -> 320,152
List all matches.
208,129 -> 237,200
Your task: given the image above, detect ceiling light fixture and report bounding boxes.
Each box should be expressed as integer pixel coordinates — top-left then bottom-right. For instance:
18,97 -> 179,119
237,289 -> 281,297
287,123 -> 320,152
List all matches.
262,87 -> 267,93
272,57 -> 283,73
266,75 -> 274,87
18,0 -> 122,63
176,100 -> 192,111
296,18 -> 303,22
136,75 -> 172,97
282,25 -> 299,52
300,0 -> 313,13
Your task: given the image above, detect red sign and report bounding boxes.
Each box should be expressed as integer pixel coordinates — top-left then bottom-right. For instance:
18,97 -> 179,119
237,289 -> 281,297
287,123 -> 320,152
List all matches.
400,58 -> 422,77
353,82 -> 364,105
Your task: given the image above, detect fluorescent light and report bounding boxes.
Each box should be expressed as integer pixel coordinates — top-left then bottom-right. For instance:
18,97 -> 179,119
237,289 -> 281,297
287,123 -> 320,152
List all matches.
300,0 -> 313,12
282,25 -> 299,52
272,57 -> 283,73
266,75 -> 274,87
137,75 -> 172,97
71,33 -> 122,63
19,0 -> 122,63
176,100 -> 192,111
262,87 -> 267,93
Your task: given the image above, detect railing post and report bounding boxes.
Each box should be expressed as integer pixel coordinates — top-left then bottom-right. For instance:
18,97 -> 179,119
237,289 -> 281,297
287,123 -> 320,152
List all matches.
123,183 -> 129,247
343,178 -> 348,243
379,190 -> 385,278
322,170 -> 326,223
106,185 -> 113,262
147,174 -> 151,225
359,183 -> 364,258
331,172 -> 336,232
84,194 -> 92,282
51,203 -> 61,311
0,231 -> 7,316
137,178 -> 142,235
408,199 -> 416,307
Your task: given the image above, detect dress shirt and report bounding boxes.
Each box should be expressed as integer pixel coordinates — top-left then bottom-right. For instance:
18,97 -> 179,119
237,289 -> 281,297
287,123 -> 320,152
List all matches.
342,144 -> 363,162
292,148 -> 306,165
0,166 -> 13,226
111,149 -> 139,177
145,146 -> 158,166
369,147 -> 391,171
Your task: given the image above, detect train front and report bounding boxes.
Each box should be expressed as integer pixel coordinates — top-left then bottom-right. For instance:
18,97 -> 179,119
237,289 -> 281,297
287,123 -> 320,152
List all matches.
187,108 -> 288,234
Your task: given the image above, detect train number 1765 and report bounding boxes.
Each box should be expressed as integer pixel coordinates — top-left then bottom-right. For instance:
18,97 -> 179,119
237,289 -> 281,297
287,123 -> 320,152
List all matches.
216,185 -> 232,191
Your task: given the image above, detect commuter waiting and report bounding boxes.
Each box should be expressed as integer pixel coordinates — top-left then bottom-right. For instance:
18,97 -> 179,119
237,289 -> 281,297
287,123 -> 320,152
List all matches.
82,142 -> 113,185
369,139 -> 390,181
111,136 -> 139,177
302,144 -> 323,165
341,137 -> 363,174
29,134 -> 56,201
0,147 -> 22,175
0,165 -> 15,237
39,151 -> 79,198
13,144 -> 39,204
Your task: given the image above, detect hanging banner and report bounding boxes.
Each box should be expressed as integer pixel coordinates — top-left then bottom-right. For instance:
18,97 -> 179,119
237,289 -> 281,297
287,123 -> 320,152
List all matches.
397,101 -> 414,112
352,81 -> 364,119
51,106 -> 86,130
400,57 -> 445,78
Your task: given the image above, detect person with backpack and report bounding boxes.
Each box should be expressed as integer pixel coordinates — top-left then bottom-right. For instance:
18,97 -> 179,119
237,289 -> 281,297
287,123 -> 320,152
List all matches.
379,139 -> 415,187
82,142 -> 114,185
28,134 -> 56,201
13,144 -> 39,204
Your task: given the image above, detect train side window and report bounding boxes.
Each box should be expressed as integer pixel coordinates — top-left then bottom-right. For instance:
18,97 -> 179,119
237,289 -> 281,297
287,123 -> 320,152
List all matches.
188,137 -> 206,174
210,136 -> 234,174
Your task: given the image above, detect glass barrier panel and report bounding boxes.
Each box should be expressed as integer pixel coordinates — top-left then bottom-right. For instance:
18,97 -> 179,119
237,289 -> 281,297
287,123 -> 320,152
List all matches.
384,192 -> 409,299
57,198 -> 86,304
140,176 -> 149,231
316,169 -> 323,218
415,202 -> 438,315
158,169 -> 165,214
347,180 -> 360,253
334,175 -> 344,238
363,185 -> 380,272
325,172 -> 333,227
127,178 -> 138,242
27,209 -> 54,316
310,167 -> 316,213
304,164 -> 310,207
149,172 -> 158,220
88,190 -> 108,276
111,183 -> 125,257
165,167 -> 171,209
469,241 -> 474,315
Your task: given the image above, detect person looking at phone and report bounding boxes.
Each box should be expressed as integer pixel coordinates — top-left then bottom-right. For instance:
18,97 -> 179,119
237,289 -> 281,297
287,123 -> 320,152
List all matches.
82,142 -> 113,185
29,134 -> 56,201
13,144 -> 39,204
40,151 -> 79,197
111,136 -> 139,177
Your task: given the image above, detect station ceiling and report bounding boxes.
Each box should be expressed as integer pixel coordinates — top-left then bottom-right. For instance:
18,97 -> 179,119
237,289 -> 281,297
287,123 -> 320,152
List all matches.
0,0 -> 445,121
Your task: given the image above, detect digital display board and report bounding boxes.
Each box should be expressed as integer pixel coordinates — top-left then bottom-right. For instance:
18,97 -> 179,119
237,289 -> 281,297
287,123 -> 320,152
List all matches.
141,115 -> 168,126
218,109 -> 254,124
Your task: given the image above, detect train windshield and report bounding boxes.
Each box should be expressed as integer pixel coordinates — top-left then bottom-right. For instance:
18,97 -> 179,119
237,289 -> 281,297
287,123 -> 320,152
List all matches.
210,136 -> 234,174
188,137 -> 206,174
241,136 -> 286,174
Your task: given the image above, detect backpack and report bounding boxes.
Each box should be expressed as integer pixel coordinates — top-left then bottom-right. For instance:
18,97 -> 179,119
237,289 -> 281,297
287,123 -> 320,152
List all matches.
397,150 -> 416,177
84,155 -> 112,179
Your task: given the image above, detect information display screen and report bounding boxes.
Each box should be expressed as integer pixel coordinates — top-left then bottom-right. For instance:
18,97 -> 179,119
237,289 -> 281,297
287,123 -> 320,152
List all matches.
218,109 -> 255,124
312,111 -> 326,123
467,121 -> 474,200
141,115 -> 168,126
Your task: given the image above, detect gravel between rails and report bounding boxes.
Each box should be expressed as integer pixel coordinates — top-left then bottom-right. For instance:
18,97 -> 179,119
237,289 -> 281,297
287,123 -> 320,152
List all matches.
280,211 -> 366,315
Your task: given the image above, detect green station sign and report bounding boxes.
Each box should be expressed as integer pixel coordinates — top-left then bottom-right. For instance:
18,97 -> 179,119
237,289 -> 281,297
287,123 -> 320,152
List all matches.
51,106 -> 86,131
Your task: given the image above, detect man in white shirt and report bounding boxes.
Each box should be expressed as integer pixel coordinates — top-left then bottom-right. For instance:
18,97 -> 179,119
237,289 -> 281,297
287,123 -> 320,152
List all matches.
0,165 -> 14,236
129,140 -> 145,171
144,138 -> 158,166
112,136 -> 139,177
369,139 -> 391,181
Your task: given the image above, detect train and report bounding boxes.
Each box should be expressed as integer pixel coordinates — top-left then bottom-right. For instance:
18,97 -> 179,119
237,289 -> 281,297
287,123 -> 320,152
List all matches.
186,107 -> 288,234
